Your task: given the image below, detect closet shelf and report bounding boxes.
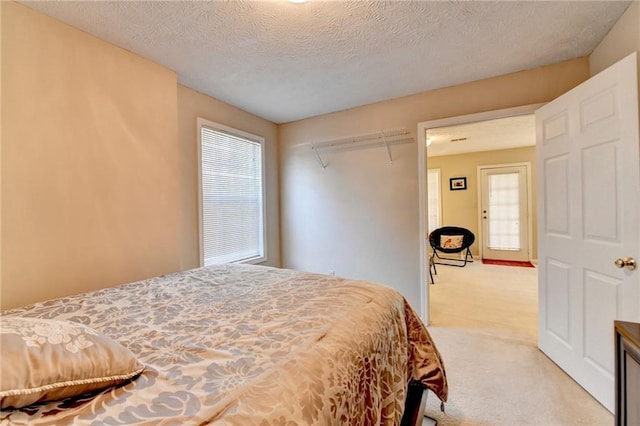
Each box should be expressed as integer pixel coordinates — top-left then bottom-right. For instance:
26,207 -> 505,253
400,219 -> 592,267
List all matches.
309,128 -> 414,169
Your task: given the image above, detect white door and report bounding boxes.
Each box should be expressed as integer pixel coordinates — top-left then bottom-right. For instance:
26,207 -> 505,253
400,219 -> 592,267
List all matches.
537,52 -> 640,412
479,164 -> 530,262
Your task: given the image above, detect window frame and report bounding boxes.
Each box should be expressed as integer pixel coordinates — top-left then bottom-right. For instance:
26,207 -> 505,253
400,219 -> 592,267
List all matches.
197,117 -> 267,266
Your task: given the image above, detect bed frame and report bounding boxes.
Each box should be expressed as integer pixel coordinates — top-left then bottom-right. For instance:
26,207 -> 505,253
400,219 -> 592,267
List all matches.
401,383 -> 428,426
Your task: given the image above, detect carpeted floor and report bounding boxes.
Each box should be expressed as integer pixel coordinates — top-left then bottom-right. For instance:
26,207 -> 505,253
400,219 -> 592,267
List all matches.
423,262 -> 612,426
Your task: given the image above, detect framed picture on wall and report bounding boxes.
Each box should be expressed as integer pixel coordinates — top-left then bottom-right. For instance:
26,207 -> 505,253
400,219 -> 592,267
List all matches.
449,177 -> 467,191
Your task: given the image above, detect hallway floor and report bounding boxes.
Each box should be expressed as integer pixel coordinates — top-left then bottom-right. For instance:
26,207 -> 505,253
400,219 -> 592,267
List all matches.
422,261 -> 612,426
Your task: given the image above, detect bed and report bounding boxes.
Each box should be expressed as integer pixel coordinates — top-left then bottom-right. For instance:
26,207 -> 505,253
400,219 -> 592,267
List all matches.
0,264 -> 447,425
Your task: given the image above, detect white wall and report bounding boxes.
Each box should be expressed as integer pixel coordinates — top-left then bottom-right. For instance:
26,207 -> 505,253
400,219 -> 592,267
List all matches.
282,139 -> 418,292
279,58 -> 590,314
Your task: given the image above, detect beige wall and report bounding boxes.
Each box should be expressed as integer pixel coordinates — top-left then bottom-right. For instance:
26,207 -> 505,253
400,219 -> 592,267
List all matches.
177,86 -> 281,269
428,146 -> 537,259
590,1 -> 640,76
1,2 -> 181,309
0,0 -> 3,300
279,58 -> 589,311
5,0 -> 624,312
1,2 -> 284,310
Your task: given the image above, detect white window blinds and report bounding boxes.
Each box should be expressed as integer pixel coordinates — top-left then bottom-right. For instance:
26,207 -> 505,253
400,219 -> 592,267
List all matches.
199,120 -> 265,266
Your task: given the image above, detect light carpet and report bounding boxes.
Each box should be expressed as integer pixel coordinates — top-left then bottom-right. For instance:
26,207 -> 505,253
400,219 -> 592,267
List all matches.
423,262 -> 613,426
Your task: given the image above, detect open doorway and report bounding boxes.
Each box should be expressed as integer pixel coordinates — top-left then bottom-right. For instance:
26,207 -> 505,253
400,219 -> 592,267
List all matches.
417,104 -> 542,323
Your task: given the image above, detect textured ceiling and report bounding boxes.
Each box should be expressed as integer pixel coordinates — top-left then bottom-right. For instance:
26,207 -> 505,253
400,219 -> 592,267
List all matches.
21,1 -> 630,124
427,114 -> 535,157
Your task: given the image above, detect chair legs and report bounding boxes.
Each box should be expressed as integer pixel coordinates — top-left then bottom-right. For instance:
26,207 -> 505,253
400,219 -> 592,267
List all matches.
433,247 -> 474,267
429,255 -> 437,284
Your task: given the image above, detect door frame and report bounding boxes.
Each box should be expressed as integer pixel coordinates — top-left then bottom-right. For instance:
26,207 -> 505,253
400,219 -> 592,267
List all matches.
417,103 -> 544,323
427,168 -> 443,233
476,162 -> 533,262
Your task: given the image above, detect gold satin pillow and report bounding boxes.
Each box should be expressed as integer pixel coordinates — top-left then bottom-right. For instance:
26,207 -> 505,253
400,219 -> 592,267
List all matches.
0,316 -> 143,409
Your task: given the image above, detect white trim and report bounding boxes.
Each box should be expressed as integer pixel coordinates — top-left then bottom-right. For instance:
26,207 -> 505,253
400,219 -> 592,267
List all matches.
418,121 -> 428,322
427,168 -> 442,233
476,162 -> 533,262
197,119 -> 205,267
196,118 -> 268,267
417,103 -> 544,324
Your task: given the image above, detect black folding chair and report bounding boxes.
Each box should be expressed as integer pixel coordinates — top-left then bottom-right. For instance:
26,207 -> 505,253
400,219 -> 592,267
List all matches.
429,226 -> 475,273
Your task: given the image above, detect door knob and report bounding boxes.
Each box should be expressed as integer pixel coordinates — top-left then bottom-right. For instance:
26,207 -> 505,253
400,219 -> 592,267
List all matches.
614,257 -> 637,271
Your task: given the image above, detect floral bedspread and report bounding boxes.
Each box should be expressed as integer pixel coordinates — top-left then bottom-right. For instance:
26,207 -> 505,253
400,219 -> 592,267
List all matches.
1,264 -> 447,425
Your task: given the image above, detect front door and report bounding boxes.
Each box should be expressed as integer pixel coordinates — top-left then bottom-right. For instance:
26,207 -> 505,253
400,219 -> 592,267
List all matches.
536,52 -> 640,412
479,164 -> 530,262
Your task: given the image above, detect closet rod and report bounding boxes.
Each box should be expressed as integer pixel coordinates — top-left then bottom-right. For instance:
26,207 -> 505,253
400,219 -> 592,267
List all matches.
311,128 -> 411,150
309,131 -> 414,169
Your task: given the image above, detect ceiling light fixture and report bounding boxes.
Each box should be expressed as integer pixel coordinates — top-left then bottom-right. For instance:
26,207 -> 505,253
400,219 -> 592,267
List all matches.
288,0 -> 308,3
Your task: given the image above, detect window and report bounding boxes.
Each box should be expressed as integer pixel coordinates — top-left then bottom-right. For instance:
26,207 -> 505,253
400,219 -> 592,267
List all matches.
198,118 -> 266,266
427,169 -> 442,233
487,172 -> 521,251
